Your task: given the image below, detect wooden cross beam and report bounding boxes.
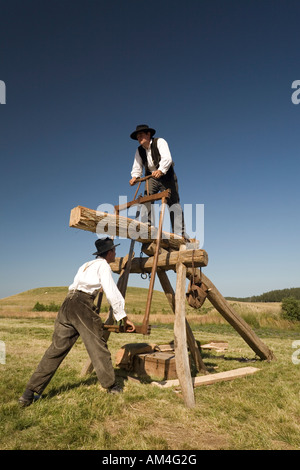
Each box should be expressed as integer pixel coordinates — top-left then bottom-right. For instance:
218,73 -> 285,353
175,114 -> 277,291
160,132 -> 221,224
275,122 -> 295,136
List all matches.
109,249 -> 208,274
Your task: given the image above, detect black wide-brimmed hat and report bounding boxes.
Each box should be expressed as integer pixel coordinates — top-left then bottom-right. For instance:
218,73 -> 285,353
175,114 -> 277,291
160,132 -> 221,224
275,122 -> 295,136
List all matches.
130,124 -> 156,140
93,237 -> 120,256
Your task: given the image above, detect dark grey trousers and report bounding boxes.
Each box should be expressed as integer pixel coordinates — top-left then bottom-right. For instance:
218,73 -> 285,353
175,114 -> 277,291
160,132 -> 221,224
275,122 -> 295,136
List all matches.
143,175 -> 187,237
26,291 -> 115,394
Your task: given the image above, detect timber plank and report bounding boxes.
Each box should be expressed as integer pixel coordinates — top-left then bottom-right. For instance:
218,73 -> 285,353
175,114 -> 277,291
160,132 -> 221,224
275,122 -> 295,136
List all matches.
151,366 -> 260,388
173,245 -> 195,408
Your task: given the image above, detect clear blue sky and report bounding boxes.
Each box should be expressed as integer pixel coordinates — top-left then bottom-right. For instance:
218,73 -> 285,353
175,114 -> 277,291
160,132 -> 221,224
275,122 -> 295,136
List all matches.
1,0 -> 299,299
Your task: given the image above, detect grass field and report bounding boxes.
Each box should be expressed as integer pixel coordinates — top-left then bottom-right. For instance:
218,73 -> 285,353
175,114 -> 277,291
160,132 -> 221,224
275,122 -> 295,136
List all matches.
1,287 -> 300,450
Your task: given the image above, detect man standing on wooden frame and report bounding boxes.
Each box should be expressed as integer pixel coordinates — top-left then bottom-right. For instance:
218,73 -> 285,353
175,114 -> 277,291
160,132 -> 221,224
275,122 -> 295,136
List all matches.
18,238 -> 135,407
129,124 -> 188,239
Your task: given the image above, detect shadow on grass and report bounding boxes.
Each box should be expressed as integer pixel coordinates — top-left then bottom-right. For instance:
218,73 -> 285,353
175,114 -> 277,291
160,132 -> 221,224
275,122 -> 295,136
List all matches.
44,375 -> 99,400
42,368 -> 151,401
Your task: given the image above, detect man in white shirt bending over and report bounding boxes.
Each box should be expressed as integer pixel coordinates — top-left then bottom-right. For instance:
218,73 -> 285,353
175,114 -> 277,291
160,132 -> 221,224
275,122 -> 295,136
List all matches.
19,238 -> 135,407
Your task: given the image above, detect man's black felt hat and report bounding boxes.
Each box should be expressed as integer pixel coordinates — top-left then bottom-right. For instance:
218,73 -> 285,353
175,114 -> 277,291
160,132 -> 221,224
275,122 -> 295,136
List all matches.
93,237 -> 120,255
130,124 -> 156,140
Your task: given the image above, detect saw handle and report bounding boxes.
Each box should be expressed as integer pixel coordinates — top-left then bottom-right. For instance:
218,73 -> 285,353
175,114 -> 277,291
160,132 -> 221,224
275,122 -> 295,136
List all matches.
103,324 -> 151,334
133,175 -> 153,184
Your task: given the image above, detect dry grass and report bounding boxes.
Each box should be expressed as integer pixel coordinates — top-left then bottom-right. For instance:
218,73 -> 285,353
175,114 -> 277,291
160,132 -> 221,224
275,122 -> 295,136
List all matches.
1,285 -> 300,450
1,312 -> 300,450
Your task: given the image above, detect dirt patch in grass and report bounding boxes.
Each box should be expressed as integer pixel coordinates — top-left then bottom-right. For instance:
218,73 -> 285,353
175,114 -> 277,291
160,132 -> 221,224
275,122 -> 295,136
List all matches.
104,401 -> 228,450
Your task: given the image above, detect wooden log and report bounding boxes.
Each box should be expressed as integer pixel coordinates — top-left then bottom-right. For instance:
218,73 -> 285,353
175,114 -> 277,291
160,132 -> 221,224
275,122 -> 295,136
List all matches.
186,268 -> 275,361
157,270 -> 208,374
109,249 -> 208,274
69,205 -> 185,250
174,246 -> 195,408
151,366 -> 260,388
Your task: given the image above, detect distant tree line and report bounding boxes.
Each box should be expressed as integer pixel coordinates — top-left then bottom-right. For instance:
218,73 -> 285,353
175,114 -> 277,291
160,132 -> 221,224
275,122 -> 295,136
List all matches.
226,287 -> 300,303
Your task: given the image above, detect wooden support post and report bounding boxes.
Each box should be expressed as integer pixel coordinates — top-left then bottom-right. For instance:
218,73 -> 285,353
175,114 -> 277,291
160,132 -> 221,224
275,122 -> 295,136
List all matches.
157,270 -> 207,374
141,198 -> 166,335
174,246 -> 195,408
186,268 -> 275,361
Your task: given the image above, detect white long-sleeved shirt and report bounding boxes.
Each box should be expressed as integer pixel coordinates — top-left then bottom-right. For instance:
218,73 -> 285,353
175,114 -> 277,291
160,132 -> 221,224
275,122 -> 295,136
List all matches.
68,258 -> 126,322
131,138 -> 172,178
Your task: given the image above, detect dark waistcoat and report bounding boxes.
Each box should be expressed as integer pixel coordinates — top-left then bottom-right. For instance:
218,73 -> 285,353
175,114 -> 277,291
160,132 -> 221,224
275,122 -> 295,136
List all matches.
138,138 -> 175,180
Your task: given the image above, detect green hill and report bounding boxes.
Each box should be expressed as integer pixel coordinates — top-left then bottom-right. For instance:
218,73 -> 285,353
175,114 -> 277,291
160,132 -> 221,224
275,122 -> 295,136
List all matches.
1,285 -> 297,329
0,286 -> 173,316
226,287 -> 300,303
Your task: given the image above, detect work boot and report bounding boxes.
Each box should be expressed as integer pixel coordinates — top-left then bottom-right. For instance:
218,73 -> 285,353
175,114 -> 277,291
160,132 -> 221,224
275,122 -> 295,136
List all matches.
107,383 -> 122,394
18,389 -> 41,407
